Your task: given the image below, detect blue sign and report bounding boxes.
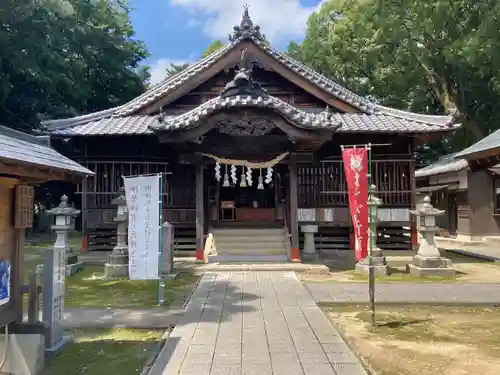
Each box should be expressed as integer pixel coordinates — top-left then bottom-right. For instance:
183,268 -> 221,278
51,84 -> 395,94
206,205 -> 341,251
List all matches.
0,260 -> 11,306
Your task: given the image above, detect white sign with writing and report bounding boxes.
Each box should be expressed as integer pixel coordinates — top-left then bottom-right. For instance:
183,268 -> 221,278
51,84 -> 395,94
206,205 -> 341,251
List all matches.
124,175 -> 161,280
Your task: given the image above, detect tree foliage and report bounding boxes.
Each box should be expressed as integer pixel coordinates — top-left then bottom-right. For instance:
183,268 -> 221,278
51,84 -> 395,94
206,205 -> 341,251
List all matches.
201,40 -> 224,58
165,63 -> 191,78
288,0 -> 500,160
164,40 -> 225,79
0,0 -> 148,131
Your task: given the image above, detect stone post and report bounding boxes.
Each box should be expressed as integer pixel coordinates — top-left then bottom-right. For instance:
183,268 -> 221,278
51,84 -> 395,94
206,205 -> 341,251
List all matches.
43,195 -> 80,355
105,188 -> 129,279
161,221 -> 176,278
407,196 -> 455,277
355,185 -> 389,276
300,224 -> 318,261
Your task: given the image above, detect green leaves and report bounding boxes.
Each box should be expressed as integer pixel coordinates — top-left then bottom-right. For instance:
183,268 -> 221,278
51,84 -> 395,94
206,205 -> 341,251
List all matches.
289,0 -> 500,162
0,0 -> 148,131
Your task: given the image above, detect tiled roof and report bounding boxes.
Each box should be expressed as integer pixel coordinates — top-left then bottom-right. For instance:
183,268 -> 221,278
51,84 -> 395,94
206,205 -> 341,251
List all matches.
455,128 -> 500,159
415,153 -> 469,178
0,126 -> 93,175
42,13 -> 456,136
151,95 -> 340,131
49,111 -> 458,137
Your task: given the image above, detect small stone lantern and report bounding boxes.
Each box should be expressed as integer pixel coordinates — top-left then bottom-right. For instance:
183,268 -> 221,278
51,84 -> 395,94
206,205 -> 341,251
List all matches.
355,185 -> 389,276
407,196 -> 455,277
44,195 -> 80,353
105,188 -> 129,279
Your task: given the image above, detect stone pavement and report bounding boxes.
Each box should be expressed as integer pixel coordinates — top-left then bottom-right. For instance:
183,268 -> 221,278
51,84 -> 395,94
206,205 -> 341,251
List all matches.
305,282 -> 500,304
25,308 -> 183,329
149,271 -> 367,375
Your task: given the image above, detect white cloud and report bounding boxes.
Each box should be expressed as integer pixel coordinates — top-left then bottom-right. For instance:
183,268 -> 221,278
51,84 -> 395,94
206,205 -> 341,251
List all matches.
170,0 -> 325,44
149,58 -> 192,85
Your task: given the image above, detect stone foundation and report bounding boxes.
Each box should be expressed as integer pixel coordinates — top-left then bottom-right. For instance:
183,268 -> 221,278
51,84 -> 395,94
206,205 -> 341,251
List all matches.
104,253 -> 129,279
406,255 -> 455,277
355,250 -> 390,276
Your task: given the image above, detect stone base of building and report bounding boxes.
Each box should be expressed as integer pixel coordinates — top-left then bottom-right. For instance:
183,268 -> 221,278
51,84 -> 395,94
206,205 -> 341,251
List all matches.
406,255 -> 455,277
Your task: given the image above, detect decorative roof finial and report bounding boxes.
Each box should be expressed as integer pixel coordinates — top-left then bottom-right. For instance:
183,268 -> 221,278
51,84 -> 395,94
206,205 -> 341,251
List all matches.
229,5 -> 266,42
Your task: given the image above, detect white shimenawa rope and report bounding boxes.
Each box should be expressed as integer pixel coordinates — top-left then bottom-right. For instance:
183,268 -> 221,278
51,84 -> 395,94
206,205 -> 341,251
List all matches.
201,152 -> 289,169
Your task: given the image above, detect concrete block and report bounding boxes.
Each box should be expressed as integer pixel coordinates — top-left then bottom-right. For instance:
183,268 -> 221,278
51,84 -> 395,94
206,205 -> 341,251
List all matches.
0,333 -> 44,375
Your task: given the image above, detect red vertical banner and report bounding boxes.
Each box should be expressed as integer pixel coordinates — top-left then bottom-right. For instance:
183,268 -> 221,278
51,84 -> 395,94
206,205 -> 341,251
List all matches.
342,148 -> 369,261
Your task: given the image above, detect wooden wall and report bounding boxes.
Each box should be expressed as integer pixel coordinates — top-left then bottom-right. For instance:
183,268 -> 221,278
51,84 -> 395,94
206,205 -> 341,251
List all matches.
467,170 -> 500,239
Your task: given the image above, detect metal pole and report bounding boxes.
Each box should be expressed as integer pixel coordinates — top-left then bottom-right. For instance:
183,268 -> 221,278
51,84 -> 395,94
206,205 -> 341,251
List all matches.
367,143 -> 376,327
158,173 -> 165,305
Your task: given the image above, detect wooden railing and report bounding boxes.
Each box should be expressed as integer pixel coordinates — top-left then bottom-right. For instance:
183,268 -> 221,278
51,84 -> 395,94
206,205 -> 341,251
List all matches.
298,159 -> 413,208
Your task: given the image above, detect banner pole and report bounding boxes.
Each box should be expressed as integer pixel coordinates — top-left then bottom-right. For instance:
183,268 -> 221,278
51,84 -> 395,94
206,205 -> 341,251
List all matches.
367,143 -> 375,327
158,173 -> 165,305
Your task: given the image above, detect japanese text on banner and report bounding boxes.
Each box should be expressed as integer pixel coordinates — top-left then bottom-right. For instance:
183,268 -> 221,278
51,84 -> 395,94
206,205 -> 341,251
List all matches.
342,148 -> 369,261
124,175 -> 160,280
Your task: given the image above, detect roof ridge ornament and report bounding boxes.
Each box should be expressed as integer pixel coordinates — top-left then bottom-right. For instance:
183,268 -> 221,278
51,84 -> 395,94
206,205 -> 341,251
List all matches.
229,5 -> 266,42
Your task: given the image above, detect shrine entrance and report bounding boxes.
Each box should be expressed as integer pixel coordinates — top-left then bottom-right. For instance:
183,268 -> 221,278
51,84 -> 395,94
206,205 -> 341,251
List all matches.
207,159 -> 288,226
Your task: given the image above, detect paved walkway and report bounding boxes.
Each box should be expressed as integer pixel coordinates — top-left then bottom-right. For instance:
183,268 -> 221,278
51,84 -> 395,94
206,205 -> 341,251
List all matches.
25,308 -> 183,328
305,282 -> 500,304
149,271 -> 367,375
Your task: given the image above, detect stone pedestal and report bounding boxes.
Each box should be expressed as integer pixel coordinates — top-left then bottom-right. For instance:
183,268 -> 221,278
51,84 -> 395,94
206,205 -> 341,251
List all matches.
355,185 -> 389,276
105,189 -> 129,279
301,225 -> 318,261
407,196 -> 455,277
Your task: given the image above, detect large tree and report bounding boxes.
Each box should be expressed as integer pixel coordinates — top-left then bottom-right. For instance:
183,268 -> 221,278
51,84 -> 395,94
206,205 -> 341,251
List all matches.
0,0 -> 148,131
288,0 -> 500,159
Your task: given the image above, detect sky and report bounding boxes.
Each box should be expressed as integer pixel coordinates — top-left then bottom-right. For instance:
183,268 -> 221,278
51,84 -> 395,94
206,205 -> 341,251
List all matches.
129,0 -> 325,84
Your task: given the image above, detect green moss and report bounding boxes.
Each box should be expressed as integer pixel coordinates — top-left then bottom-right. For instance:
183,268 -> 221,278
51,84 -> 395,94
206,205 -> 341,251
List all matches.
65,266 -> 199,308
43,328 -> 163,375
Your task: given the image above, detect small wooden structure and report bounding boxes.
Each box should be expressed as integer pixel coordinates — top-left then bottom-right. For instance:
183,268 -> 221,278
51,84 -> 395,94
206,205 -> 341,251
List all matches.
42,9 -> 459,258
0,125 -> 92,329
415,152 -> 500,240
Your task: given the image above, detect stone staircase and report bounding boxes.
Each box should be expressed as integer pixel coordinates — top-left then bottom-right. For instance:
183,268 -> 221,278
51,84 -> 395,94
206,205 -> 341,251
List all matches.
208,227 -> 289,262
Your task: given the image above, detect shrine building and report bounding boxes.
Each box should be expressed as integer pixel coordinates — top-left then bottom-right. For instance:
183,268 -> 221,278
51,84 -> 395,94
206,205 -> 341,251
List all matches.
43,9 -> 459,262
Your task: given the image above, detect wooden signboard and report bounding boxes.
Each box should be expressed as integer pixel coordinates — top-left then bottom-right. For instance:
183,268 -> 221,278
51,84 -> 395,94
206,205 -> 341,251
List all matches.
15,184 -> 34,229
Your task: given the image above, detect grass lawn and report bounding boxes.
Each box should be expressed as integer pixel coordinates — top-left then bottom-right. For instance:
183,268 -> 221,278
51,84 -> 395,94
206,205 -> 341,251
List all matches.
65,266 -> 199,309
324,304 -> 500,375
302,249 -> 500,283
43,328 -> 164,375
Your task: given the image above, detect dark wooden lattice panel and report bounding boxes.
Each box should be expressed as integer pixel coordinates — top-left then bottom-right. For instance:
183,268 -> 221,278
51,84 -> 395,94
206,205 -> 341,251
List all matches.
15,184 -> 34,229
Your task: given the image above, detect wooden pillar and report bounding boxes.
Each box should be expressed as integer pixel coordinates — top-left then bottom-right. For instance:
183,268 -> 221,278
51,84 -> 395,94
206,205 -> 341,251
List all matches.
81,176 -> 88,234
195,163 -> 205,262
409,158 -> 419,249
288,158 -> 300,262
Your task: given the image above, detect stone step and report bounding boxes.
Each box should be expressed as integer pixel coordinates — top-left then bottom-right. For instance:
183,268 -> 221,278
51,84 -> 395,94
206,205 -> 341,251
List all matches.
208,255 -> 289,263
215,241 -> 285,249
212,228 -> 284,237
214,235 -> 285,243
215,248 -> 287,256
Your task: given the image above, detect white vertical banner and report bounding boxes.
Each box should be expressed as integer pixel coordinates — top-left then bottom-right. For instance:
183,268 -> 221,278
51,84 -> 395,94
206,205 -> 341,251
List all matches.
124,175 -> 161,280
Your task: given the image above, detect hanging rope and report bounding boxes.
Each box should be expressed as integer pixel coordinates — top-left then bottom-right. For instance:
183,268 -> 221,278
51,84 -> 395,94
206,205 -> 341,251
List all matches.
200,152 -> 289,169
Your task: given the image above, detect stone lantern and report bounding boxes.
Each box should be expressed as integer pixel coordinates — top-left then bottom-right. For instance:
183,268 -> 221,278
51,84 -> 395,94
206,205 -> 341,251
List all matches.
44,195 -> 80,353
355,185 -> 389,276
407,196 -> 455,277
105,188 -> 129,279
